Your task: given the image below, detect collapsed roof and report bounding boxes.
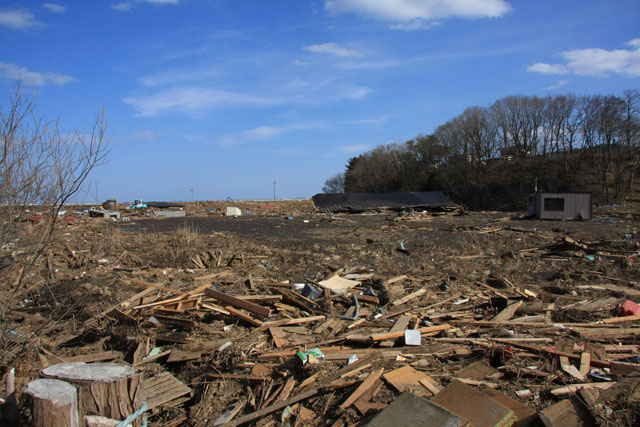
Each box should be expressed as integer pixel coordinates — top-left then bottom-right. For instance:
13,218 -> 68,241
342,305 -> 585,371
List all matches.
312,191 -> 457,213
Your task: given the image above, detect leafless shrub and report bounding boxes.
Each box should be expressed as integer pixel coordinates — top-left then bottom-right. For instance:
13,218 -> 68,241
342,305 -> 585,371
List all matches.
0,83 -> 109,365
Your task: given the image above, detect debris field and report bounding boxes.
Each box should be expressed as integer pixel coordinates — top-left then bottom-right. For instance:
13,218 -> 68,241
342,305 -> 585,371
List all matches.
2,201 -> 640,426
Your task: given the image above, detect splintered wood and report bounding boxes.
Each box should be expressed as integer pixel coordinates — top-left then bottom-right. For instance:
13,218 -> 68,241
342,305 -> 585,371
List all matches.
6,204 -> 640,427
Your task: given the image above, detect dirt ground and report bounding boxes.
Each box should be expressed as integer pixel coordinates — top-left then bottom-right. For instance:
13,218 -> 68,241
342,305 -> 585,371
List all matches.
2,201 -> 640,426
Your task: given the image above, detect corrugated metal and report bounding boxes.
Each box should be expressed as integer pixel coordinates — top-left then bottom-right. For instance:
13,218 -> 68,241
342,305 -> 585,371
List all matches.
312,192 -> 456,213
534,192 -> 592,220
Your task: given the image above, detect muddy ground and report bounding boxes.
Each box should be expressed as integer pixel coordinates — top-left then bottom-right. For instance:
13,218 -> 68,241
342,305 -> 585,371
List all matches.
1,202 -> 640,426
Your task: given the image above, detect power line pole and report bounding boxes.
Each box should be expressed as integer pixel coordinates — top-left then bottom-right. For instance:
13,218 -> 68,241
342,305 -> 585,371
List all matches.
273,181 -> 276,201
189,187 -> 194,202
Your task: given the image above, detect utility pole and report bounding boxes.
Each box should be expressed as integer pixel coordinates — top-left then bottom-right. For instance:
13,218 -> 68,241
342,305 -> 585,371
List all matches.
189,187 -> 194,202
273,181 -> 276,201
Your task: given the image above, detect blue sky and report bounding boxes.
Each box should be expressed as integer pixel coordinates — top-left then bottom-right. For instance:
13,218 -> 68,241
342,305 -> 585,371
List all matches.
1,0 -> 639,202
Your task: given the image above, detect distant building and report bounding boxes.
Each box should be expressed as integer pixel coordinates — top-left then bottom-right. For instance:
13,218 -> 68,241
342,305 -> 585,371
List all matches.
528,192 -> 592,220
312,191 -> 456,213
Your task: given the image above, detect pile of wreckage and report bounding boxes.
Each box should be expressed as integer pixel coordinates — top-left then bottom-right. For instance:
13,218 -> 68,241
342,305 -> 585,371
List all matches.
2,207 -> 640,426
6,264 -> 640,425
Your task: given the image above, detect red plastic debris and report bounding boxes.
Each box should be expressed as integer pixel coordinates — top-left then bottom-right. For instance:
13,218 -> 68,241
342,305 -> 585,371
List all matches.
619,300 -> 640,316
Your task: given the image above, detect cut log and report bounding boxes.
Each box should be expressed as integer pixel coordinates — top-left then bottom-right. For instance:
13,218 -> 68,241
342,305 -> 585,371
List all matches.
22,378 -> 79,427
40,363 -> 143,426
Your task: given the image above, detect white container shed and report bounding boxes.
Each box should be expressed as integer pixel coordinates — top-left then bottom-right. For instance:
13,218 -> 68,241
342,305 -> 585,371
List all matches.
528,192 -> 592,220
226,207 -> 242,217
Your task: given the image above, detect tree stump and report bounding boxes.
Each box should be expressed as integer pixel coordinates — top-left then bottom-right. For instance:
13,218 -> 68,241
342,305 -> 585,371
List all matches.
22,378 -> 78,427
40,362 -> 143,426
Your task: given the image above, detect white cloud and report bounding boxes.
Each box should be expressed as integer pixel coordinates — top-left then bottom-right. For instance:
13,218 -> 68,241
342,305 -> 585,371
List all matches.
0,8 -> 43,30
304,42 -> 362,58
111,0 -> 179,12
122,87 -> 281,116
341,86 -> 371,99
0,62 -> 76,86
527,63 -> 568,75
219,122 -> 323,148
542,80 -> 570,91
326,0 -> 511,27
528,39 -> 640,77
42,3 -> 65,14
111,3 -> 133,11
390,19 -> 441,31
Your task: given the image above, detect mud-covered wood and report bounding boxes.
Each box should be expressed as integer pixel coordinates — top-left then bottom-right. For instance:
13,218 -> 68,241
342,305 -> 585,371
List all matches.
22,378 -> 78,427
40,362 -> 143,426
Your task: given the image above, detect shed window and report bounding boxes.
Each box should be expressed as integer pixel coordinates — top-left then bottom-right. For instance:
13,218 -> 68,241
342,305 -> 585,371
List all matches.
543,197 -> 564,211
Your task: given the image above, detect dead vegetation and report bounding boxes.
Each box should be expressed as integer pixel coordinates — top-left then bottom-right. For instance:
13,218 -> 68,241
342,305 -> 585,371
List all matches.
1,201 -> 640,426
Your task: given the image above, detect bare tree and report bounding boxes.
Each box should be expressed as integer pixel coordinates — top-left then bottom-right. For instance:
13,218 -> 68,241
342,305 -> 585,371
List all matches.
0,84 -> 109,364
322,172 -> 345,193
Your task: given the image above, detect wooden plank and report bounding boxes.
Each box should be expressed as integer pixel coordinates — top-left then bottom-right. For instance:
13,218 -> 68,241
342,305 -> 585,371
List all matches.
380,315 -> 412,348
596,314 -> 640,324
324,353 -> 379,384
418,376 -> 442,395
353,379 -> 384,415
550,382 -> 616,396
205,288 -> 271,317
340,368 -> 384,409
383,365 -> 431,397
391,288 -> 426,306
201,302 -> 231,315
126,277 -> 187,296
226,306 -> 263,327
258,315 -> 326,332
275,378 -> 296,403
539,399 -> 581,427
225,388 -> 321,427
579,352 -> 591,377
269,327 -> 288,348
383,275 -> 408,286
493,339 -> 611,368
370,323 -> 451,341
492,300 -> 523,322
143,371 -> 191,410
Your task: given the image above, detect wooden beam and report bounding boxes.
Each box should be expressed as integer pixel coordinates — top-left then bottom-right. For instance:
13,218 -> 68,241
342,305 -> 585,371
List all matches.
340,368 -> 384,409
226,307 -> 263,327
125,277 -> 187,296
494,339 -> 611,368
370,324 -> 451,342
205,288 -> 271,318
257,315 -> 326,332
225,388 -> 321,427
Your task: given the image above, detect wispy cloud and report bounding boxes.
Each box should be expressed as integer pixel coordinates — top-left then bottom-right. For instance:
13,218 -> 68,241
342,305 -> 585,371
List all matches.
42,3 -> 66,14
113,129 -> 172,142
219,122 -> 323,148
542,80 -> 570,91
390,20 -> 441,31
0,62 -> 76,86
528,38 -> 640,77
111,0 -> 180,12
326,0 -> 512,30
304,42 -> 362,57
137,67 -> 220,87
0,8 -> 43,30
122,87 -> 282,116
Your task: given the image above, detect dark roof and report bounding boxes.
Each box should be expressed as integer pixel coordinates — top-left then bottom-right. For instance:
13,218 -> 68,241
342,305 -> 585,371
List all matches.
312,192 -> 456,213
146,201 -> 185,208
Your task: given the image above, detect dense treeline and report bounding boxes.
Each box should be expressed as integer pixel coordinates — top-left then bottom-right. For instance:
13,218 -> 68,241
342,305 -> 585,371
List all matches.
333,90 -> 640,210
